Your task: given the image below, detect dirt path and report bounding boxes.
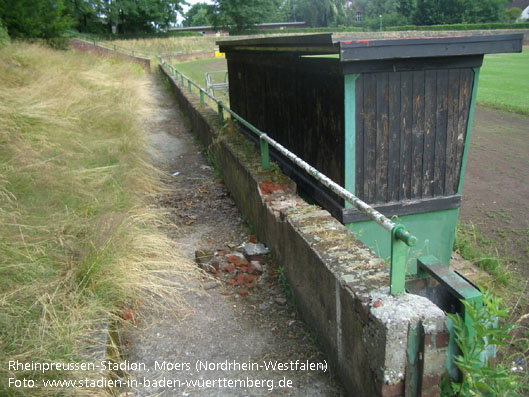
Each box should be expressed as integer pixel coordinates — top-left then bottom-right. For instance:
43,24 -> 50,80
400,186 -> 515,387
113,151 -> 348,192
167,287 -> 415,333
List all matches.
123,74 -> 344,396
459,107 -> 529,276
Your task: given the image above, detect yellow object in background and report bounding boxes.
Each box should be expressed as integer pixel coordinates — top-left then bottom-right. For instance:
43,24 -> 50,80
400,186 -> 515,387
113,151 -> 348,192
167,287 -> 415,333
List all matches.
215,51 -> 225,58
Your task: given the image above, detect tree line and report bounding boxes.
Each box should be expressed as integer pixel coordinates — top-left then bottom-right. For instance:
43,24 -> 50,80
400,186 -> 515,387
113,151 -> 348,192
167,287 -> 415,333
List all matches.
0,0 -> 522,39
186,0 -> 521,33
0,0 -> 185,39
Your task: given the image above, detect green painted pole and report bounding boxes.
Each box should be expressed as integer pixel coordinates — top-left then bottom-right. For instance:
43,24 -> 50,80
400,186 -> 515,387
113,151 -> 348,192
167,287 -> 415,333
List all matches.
181,75 -> 184,87
390,224 -> 410,295
457,67 -> 481,194
200,90 -> 205,105
344,74 -> 360,208
260,137 -> 270,170
217,102 -> 224,125
188,80 -> 192,93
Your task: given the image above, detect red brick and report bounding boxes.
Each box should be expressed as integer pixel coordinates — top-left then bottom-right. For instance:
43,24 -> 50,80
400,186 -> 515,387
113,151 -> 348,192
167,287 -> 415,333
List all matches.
421,375 -> 443,390
421,385 -> 441,397
424,333 -> 449,349
221,263 -> 235,272
235,273 -> 245,286
238,289 -> 248,296
379,381 -> 404,397
244,274 -> 257,284
228,255 -> 241,265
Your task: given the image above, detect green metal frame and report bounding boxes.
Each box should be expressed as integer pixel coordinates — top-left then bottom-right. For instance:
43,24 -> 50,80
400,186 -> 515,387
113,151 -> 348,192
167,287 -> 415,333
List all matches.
458,67 -> 481,194
417,255 -> 483,379
344,74 -> 360,208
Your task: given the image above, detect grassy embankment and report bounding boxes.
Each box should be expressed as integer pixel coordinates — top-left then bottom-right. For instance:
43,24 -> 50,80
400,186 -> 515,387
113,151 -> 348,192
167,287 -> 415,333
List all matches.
102,36 -> 218,57
0,42 -> 193,394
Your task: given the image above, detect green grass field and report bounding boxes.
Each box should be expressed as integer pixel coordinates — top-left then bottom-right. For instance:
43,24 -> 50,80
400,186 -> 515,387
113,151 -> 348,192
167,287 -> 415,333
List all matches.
174,57 -> 228,90
478,46 -> 529,115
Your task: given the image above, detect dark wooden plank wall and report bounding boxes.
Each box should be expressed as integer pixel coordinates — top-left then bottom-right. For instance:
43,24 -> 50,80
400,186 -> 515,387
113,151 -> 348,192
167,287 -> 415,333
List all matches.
228,56 -> 345,187
355,68 -> 473,205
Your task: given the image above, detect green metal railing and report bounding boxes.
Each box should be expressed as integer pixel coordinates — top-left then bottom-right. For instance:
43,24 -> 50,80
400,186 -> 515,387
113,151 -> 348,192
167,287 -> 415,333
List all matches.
158,56 -> 418,295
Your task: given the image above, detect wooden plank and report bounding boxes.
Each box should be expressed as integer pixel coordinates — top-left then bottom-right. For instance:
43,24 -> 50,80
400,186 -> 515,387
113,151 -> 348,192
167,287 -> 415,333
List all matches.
434,69 -> 449,196
388,73 -> 401,202
444,69 -> 461,195
341,55 -> 484,75
376,72 -> 389,203
339,34 -> 523,62
455,69 -> 472,189
363,73 -> 377,204
355,76 -> 365,200
400,71 -> 413,200
341,195 -> 462,223
411,70 -> 425,199
423,70 -> 437,198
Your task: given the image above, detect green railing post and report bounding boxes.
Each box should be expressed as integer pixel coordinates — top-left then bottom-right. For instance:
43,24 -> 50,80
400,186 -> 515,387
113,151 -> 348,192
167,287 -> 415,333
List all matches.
188,80 -> 192,93
260,136 -> 270,170
181,75 -> 185,87
390,224 -> 412,295
217,102 -> 224,125
200,90 -> 205,105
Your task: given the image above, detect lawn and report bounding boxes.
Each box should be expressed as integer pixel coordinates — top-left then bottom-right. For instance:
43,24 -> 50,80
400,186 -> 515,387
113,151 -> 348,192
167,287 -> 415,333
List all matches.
478,46 -> 529,115
173,57 -> 228,91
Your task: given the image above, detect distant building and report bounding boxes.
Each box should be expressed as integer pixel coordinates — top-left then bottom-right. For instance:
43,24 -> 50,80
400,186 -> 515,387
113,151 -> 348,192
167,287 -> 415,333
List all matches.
168,21 -> 308,36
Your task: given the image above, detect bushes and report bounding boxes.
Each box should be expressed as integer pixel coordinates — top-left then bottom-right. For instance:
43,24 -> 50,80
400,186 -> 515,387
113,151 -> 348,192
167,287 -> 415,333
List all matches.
386,22 -> 529,31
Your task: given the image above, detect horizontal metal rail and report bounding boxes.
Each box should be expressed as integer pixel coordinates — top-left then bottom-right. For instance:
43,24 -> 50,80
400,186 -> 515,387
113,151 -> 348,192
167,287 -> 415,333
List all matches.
158,56 -> 418,295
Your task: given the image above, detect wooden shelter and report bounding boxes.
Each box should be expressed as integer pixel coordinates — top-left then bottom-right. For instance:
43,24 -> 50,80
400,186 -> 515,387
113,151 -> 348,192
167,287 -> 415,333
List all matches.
218,33 -> 523,269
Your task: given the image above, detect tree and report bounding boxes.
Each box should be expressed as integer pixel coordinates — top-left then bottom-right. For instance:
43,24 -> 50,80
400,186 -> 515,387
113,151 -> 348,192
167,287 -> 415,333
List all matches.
211,0 -> 287,33
0,0 -> 72,38
413,0 -> 508,25
295,0 -> 348,27
66,0 -> 105,34
100,0 -> 184,34
183,2 -> 214,27
354,0 -> 409,28
505,7 -> 522,22
397,0 -> 414,18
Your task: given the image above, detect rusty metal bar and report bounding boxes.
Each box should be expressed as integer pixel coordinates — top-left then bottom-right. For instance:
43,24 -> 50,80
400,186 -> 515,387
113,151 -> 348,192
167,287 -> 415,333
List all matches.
259,133 -> 416,245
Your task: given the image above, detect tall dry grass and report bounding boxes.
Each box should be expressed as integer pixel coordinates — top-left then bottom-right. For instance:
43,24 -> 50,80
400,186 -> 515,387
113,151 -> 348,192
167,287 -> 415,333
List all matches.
103,35 -> 219,56
0,42 -> 195,395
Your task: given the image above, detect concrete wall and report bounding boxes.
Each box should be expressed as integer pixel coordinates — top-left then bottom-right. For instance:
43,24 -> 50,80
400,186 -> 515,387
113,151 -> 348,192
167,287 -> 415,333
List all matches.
68,39 -> 151,70
161,63 -> 451,396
